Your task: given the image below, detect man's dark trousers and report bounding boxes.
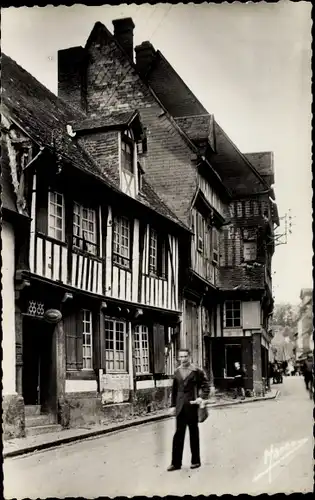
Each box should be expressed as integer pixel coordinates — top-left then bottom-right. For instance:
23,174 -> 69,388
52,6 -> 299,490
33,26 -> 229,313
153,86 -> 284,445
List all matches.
172,403 -> 200,467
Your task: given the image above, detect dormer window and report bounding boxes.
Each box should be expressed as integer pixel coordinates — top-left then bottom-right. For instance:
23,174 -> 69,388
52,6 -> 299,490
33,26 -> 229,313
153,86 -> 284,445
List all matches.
121,139 -> 133,173
120,129 -> 137,198
137,163 -> 144,192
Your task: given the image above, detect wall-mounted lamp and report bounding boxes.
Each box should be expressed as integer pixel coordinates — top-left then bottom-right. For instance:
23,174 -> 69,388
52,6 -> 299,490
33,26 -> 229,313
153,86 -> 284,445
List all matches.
62,292 -> 73,303
101,301 -> 107,311
134,308 -> 143,319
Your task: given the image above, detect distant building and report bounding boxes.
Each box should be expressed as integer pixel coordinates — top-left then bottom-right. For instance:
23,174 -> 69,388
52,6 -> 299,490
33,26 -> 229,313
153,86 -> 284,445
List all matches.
294,288 -> 313,360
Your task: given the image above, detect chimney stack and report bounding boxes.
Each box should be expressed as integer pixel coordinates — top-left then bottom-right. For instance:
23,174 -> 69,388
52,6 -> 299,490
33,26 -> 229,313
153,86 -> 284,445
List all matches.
58,46 -> 87,111
112,18 -> 135,61
135,41 -> 156,76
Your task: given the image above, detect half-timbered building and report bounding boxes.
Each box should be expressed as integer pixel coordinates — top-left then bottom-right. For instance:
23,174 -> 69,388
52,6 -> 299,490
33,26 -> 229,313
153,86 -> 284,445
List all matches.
59,16 -> 279,396
1,52 -> 189,437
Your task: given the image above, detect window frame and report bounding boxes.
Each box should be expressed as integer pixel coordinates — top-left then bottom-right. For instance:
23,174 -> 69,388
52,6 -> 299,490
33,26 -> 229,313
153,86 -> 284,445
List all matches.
196,211 -> 204,253
149,228 -> 158,275
73,201 -> 98,256
224,344 -> 242,378
113,215 -> 131,269
121,130 -> 134,175
212,226 -> 219,264
148,227 -> 168,279
48,191 -> 65,241
243,240 -> 257,262
82,309 -> 93,370
224,300 -> 242,328
134,325 -> 150,374
104,318 -> 127,373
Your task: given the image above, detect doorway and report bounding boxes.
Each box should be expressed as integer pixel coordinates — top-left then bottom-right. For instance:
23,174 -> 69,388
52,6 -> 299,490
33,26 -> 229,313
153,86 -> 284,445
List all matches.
22,317 -> 54,412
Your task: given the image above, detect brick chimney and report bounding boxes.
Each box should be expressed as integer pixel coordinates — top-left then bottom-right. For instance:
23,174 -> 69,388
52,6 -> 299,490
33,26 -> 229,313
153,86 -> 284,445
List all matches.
58,46 -> 87,111
112,18 -> 135,61
135,41 -> 156,76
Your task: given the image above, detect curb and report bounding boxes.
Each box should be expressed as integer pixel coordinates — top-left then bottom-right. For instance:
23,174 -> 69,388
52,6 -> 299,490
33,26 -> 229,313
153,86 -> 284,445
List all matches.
3,391 -> 279,459
207,389 -> 280,409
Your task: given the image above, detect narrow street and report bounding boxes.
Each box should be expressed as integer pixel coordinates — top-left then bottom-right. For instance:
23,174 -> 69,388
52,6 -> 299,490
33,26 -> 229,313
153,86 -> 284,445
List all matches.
4,376 -> 313,498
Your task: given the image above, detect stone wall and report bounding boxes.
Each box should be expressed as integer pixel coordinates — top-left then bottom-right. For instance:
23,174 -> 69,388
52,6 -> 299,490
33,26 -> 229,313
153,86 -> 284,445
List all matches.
60,385 -> 171,429
2,394 -> 25,440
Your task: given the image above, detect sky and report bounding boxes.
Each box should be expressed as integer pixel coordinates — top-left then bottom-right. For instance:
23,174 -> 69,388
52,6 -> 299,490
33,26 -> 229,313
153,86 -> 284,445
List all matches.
1,2 -> 312,305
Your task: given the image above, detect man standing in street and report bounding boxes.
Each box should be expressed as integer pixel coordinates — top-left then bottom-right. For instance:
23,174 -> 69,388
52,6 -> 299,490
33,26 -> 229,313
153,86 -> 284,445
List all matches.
232,361 -> 246,399
167,348 -> 209,471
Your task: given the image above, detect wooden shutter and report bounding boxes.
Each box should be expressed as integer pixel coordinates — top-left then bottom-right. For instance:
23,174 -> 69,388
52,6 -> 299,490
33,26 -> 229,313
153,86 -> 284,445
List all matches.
64,312 -> 77,371
92,312 -> 101,370
153,324 -> 165,374
35,177 -> 48,233
76,309 -> 84,370
98,312 -> 107,371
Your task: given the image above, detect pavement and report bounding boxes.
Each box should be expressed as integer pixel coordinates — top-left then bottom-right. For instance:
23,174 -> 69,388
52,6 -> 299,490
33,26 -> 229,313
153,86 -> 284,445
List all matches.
3,388 -> 279,459
3,377 -> 313,498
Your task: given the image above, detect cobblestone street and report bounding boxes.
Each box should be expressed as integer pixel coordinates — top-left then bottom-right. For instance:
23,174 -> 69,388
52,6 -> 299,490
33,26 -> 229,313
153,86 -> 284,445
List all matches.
4,376 -> 313,498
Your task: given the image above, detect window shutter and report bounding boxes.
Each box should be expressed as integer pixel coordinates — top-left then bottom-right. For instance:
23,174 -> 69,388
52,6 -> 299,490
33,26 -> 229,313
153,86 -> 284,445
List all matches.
92,312 -> 101,370
36,179 -> 48,233
64,312 -> 77,371
99,312 -> 107,371
76,309 -> 84,370
153,323 -> 165,374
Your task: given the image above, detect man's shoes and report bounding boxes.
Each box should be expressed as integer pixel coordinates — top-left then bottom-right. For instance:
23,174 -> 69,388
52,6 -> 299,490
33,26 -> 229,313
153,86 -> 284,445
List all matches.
167,465 -> 181,471
190,463 -> 201,469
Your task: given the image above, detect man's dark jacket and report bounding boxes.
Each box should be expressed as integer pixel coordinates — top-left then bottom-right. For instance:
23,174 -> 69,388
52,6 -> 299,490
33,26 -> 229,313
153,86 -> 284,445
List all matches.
171,365 -> 209,417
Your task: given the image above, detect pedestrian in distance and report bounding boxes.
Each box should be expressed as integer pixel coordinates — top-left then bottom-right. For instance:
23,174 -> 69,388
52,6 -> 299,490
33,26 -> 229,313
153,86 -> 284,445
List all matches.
167,347 -> 209,471
302,355 -> 313,394
232,361 -> 246,399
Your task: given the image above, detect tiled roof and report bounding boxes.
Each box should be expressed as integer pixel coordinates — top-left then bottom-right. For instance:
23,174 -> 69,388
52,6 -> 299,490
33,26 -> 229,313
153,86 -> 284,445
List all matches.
207,121 -> 269,196
174,114 -> 215,150
1,53 -> 117,189
1,144 -> 17,213
73,110 -> 137,132
244,152 -> 275,185
1,53 -> 188,230
138,178 -> 189,230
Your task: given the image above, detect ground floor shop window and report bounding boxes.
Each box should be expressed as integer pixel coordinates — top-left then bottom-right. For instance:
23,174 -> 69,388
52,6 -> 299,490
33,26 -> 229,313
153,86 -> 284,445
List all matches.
225,344 -> 242,377
105,319 -> 127,372
134,325 -> 150,374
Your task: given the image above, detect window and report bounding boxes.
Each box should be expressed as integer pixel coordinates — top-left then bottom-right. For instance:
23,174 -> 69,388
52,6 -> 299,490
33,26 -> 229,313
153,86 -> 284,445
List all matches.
242,228 -> 257,262
134,325 -> 150,374
212,227 -> 219,264
121,130 -> 134,173
105,319 -> 127,372
73,202 -> 97,255
236,202 -> 243,218
48,191 -> 64,241
243,241 -> 257,262
137,164 -> 143,191
149,229 -> 158,274
113,216 -> 131,268
82,310 -> 93,370
253,201 -> 260,216
196,211 -> 204,252
225,300 -> 242,328
225,344 -> 242,377
148,228 -> 168,278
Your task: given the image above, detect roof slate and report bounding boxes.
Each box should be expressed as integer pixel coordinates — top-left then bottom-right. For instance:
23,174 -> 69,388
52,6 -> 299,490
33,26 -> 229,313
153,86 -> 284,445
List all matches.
73,110 -> 136,132
174,114 -> 215,150
244,152 -> 275,185
1,143 -> 17,213
1,53 -> 187,230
